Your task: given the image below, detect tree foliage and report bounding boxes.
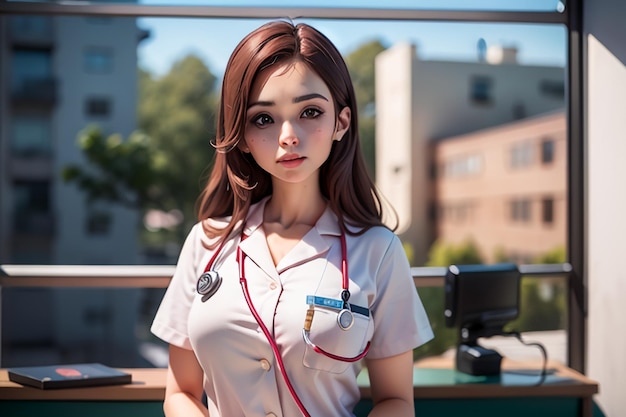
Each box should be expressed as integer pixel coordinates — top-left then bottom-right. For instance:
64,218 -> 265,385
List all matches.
138,56 -> 218,232
507,245 -> 567,332
344,40 -> 387,176
63,55 -> 219,247
62,126 -> 165,209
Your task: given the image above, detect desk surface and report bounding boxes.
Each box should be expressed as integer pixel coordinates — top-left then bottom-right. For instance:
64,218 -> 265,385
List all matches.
0,357 -> 598,401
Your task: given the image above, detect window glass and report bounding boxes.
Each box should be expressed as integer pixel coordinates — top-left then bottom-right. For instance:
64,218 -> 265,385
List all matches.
85,96 -> 112,117
470,75 -> 494,105
541,138 -> 555,163
14,180 -> 51,213
84,47 -> 114,73
511,141 -> 534,168
0,13 -> 568,368
11,115 -> 52,155
542,197 -> 554,224
11,49 -> 52,93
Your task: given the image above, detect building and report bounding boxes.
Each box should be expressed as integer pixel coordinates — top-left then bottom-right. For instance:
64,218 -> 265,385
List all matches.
431,110 -> 566,264
375,42 -> 565,264
0,14 -> 149,366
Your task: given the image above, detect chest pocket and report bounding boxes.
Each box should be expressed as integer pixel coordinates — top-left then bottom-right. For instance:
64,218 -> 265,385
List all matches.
302,305 -> 373,374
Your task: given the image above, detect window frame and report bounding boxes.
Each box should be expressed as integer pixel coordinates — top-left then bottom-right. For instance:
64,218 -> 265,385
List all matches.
0,1 -> 585,373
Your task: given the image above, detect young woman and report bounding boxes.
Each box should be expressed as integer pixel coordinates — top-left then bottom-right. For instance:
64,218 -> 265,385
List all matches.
151,20 -> 433,417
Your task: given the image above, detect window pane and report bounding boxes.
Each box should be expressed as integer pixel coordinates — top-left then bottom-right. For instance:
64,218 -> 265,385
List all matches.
12,115 -> 53,155
11,49 -> 52,93
0,13 -> 568,368
84,46 -> 114,73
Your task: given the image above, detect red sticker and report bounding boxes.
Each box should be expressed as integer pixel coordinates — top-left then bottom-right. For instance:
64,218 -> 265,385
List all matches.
55,368 -> 82,377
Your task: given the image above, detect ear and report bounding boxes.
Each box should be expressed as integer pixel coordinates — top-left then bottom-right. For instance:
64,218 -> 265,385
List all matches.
238,140 -> 250,153
334,107 -> 351,142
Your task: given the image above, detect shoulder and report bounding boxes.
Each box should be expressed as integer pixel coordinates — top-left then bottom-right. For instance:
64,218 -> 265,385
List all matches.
346,225 -> 404,265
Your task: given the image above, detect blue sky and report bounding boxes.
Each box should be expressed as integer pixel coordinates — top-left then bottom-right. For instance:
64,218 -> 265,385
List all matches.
137,1 -> 566,78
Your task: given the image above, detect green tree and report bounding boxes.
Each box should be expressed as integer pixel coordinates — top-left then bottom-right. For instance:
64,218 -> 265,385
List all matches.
413,239 -> 484,360
507,245 -> 567,332
345,40 -> 387,176
62,126 -> 166,210
138,56 -> 218,235
63,55 -> 219,252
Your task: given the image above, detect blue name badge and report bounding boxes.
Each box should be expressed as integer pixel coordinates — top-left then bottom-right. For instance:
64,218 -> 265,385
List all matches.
306,295 -> 343,310
306,295 -> 370,317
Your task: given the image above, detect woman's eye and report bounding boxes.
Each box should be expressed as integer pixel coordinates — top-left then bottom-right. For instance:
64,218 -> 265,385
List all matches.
302,108 -> 323,119
252,114 -> 273,127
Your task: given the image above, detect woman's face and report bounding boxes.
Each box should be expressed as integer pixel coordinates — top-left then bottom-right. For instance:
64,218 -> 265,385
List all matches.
243,60 -> 350,188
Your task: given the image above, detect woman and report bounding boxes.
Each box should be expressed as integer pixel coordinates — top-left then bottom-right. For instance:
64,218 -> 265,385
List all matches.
151,20 -> 433,417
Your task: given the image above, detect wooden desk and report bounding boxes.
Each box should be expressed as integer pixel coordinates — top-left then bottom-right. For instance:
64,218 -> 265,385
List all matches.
356,357 -> 599,417
0,358 -> 599,417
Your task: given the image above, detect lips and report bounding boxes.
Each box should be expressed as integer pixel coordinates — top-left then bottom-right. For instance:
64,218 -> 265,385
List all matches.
278,153 -> 303,163
277,154 -> 305,168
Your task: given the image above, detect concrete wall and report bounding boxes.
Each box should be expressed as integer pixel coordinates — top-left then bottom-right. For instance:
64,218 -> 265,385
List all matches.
585,0 -> 626,415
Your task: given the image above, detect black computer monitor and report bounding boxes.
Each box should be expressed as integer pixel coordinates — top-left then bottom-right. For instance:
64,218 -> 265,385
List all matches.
445,263 -> 521,342
444,263 -> 521,375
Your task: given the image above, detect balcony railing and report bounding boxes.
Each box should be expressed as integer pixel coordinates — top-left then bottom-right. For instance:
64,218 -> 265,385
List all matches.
0,263 -> 572,368
0,263 -> 571,288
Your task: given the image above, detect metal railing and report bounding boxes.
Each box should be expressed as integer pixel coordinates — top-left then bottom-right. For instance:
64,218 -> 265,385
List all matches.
0,263 -> 571,288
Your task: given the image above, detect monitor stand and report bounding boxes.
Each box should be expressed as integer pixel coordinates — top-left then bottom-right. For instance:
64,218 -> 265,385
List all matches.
456,342 -> 503,376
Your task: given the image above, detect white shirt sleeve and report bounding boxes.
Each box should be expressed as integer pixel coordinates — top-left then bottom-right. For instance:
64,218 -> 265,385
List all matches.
367,233 -> 434,359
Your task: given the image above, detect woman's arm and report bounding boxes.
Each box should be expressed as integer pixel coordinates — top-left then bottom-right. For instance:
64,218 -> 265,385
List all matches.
163,344 -> 208,417
365,350 -> 415,417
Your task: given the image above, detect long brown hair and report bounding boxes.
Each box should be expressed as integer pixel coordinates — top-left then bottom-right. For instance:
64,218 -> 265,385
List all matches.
197,20 -> 392,244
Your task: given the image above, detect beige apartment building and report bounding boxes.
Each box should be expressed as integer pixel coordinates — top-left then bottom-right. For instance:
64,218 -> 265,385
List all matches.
431,110 -> 566,264
376,42 -> 566,265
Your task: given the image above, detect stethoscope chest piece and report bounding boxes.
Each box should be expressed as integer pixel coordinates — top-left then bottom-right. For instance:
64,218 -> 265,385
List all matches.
337,309 -> 354,331
197,270 -> 222,302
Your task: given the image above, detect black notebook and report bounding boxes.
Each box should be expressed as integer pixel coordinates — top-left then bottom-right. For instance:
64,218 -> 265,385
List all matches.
7,363 -> 132,390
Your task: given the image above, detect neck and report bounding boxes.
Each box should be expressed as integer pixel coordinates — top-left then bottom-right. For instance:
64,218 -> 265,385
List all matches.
264,183 -> 326,229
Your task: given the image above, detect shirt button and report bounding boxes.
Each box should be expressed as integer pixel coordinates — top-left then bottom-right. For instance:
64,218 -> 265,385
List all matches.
269,282 -> 278,290
260,358 -> 271,371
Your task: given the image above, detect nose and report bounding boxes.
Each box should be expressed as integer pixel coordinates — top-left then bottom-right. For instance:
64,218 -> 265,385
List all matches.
279,121 -> 299,147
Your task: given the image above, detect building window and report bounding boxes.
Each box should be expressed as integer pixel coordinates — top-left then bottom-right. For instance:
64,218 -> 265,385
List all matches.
86,211 -> 112,235
14,180 -> 50,213
510,141 -> 534,168
13,180 -> 54,235
542,198 -> 554,224
470,75 -> 493,105
85,97 -> 112,117
9,16 -> 53,39
443,154 -> 482,178
440,201 -> 473,223
511,198 -> 531,222
11,114 -> 52,156
11,49 -> 53,93
541,138 -> 555,164
539,79 -> 565,100
84,47 -> 114,73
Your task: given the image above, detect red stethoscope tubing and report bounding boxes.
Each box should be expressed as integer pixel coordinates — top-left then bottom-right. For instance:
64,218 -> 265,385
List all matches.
203,230 -> 368,417
237,241 -> 311,417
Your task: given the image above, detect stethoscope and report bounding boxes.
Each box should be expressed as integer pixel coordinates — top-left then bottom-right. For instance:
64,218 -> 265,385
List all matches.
196,228 -> 371,417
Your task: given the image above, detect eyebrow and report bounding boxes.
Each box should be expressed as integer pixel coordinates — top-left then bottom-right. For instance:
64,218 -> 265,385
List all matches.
248,93 -> 329,108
